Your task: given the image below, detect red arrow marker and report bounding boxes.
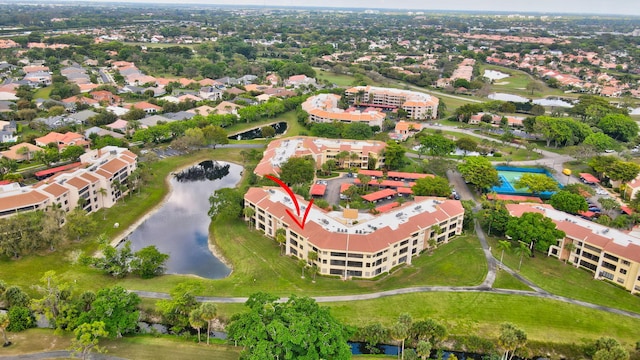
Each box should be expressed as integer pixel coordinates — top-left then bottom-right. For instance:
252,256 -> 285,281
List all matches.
265,175 -> 314,230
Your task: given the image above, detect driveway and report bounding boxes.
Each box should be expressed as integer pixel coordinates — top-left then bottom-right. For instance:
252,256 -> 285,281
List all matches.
324,174 -> 354,205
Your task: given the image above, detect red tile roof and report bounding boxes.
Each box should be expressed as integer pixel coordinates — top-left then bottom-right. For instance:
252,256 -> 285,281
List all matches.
362,189 -> 397,202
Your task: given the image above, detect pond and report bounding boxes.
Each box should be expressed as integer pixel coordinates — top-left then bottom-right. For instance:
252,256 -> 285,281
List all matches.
348,342 -> 487,359
230,121 -> 287,140
123,160 -> 242,279
484,70 -> 510,81
488,93 -> 530,103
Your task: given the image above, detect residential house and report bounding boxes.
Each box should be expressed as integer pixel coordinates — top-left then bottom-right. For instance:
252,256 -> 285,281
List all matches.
23,71 -> 52,87
35,132 -> 90,151
187,105 -> 217,116
214,101 -> 242,115
285,74 -> 317,88
132,101 -> 162,114
199,86 -> 224,101
266,73 -> 279,86
0,143 -> 43,161
85,126 -> 125,139
0,120 -> 18,143
0,101 -> 14,113
90,90 -> 122,105
105,119 -> 129,133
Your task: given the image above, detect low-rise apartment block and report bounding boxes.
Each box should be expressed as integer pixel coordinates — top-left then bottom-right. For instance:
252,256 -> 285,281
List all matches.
345,86 -> 439,119
506,203 -> 640,294
301,93 -> 386,127
0,146 -> 136,218
254,136 -> 386,177
245,187 -> 464,279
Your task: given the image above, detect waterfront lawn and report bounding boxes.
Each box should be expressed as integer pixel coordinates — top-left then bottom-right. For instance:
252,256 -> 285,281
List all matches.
492,270 -> 533,291
486,237 -> 640,314
325,292 -> 640,345
225,110 -> 306,138
120,226 -> 486,297
481,64 -> 563,98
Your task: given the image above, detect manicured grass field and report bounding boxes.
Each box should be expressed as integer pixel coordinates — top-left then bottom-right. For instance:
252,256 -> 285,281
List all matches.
314,68 -> 389,88
486,236 -> 640,314
0,329 -> 240,359
324,292 -> 640,345
33,86 -> 52,99
118,227 -> 487,297
492,270 -> 533,291
481,64 -> 564,98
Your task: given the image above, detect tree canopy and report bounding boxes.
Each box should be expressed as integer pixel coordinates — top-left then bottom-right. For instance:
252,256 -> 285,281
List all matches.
549,190 -> 588,214
227,292 -> 352,360
514,173 -> 559,194
505,212 -> 566,252
411,176 -> 451,197
420,134 -> 455,157
457,157 -> 500,191
279,156 -> 315,185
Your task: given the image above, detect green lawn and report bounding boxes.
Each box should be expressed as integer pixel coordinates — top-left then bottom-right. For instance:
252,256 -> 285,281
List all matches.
492,270 -> 533,291
325,292 -> 640,345
118,229 -> 487,297
33,86 -> 52,99
314,68 -> 388,88
0,329 -> 240,360
481,64 -> 564,98
486,236 -> 640,314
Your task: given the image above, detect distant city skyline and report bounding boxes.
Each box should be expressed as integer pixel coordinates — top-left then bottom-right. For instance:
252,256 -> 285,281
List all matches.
76,0 -> 640,16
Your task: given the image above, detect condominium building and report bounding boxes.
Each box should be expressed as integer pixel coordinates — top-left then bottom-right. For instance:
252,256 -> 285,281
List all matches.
244,187 -> 464,279
301,93 -> 386,127
345,86 -> 439,120
254,136 -> 387,177
0,146 -> 137,218
506,203 -> 640,294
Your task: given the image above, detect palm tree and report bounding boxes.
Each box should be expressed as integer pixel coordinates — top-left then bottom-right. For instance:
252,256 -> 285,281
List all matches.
308,251 -> 319,282
98,188 -> 108,220
416,340 -> 432,360
243,207 -> 255,228
189,308 -> 205,343
563,242 -> 576,264
200,302 -> 217,345
497,240 -> 511,270
275,228 -> 286,255
299,259 -> 307,279
391,313 -> 412,360
514,243 -> 532,271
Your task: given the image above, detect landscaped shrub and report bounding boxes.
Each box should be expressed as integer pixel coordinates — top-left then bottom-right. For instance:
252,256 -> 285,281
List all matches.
7,306 -> 35,332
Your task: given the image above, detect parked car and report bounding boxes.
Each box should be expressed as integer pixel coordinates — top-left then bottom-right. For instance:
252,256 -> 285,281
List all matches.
588,207 -> 601,212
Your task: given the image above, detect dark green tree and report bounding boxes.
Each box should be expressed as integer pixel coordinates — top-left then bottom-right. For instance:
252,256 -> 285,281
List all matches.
505,212 -> 565,252
131,246 -> 169,279
208,188 -> 244,221
411,176 -> 451,197
279,156 -> 315,185
78,286 -> 140,338
549,191 -> 588,214
227,293 -> 352,359
383,141 -> 406,170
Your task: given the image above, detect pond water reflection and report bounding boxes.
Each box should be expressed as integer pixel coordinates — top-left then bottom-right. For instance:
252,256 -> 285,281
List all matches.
124,160 -> 241,279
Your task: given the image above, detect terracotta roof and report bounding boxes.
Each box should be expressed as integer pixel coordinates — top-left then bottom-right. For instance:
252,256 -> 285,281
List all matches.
310,184 -> 326,196
245,187 -> 464,253
100,158 -> 127,174
65,177 -> 89,190
362,189 -> 397,202
0,190 -> 49,212
41,183 -> 68,197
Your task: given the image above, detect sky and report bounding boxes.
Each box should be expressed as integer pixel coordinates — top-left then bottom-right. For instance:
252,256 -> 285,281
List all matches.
81,0 -> 640,16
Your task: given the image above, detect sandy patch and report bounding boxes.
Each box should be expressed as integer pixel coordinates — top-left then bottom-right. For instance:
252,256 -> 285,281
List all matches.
494,81 -> 509,85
